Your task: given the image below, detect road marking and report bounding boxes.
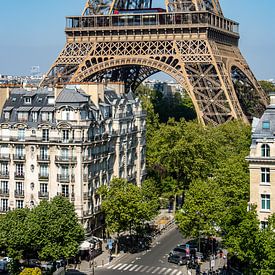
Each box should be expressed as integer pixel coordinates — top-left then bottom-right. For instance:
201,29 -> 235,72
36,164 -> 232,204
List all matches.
140,266 -> 149,272
135,265 -> 144,272
146,266 -> 155,273
151,267 -> 161,274
158,267 -> 167,274
111,263 -> 122,270
123,264 -> 133,270
164,268 -> 172,274
176,271 -> 183,275
129,264 -> 139,271
118,263 -> 128,270
170,270 -> 179,275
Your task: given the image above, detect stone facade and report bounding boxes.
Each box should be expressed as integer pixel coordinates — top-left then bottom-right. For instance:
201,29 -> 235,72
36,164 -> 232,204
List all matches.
0,83 -> 146,236
247,93 -> 275,229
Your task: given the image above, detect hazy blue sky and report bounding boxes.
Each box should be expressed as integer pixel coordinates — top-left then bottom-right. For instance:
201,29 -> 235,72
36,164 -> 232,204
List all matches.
0,0 -> 274,80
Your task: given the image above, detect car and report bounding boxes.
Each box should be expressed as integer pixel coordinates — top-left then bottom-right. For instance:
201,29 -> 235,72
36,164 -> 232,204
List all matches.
168,253 -> 188,265
0,261 -> 7,273
170,246 -> 186,255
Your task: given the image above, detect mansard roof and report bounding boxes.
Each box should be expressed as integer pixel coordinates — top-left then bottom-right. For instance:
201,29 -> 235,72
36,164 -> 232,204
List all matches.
55,88 -> 89,106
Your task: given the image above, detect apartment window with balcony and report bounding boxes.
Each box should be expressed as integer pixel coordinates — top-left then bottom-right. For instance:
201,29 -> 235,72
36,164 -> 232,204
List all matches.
1,163 -> 8,176
40,165 -> 49,178
42,129 -> 49,142
261,168 -> 270,184
18,129 -> 25,141
16,200 -> 24,209
15,164 -> 24,176
0,181 -> 8,193
40,183 -> 48,193
261,144 -> 270,157
61,166 -> 69,178
40,146 -> 48,160
0,199 -> 8,211
61,148 -> 69,160
15,145 -> 24,159
61,185 -> 69,197
62,130 -> 69,142
261,194 -> 271,211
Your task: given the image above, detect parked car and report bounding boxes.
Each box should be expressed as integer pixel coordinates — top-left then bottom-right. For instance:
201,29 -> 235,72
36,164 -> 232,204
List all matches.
170,246 -> 187,255
168,253 -> 188,265
0,261 -> 7,273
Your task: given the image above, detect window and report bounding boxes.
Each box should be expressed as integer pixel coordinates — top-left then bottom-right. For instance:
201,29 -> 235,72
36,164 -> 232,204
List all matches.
4,112 -> 10,120
261,194 -> 271,210
0,163 -> 8,176
16,182 -> 24,192
40,183 -> 48,193
0,199 -> 8,211
42,129 -> 49,142
15,164 -> 24,176
61,166 -> 69,177
261,168 -> 270,183
61,148 -> 69,160
18,129 -> 25,141
15,145 -> 24,158
261,144 -> 270,157
40,165 -> 49,177
62,130 -> 69,142
260,221 -> 268,230
41,112 -> 53,122
61,185 -> 69,197
262,121 -> 270,129
0,181 -> 8,193
40,146 -> 48,160
32,112 -> 38,122
24,97 -> 31,104
18,112 -> 28,122
62,108 -> 73,120
16,200 -> 24,209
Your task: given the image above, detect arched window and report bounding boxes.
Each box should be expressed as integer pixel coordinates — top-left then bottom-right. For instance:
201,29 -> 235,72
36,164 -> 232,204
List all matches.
261,144 -> 270,157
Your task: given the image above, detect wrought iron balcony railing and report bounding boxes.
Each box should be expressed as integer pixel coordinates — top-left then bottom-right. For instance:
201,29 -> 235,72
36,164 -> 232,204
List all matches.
14,172 -> 24,179
14,190 -> 25,198
0,189 -> 9,197
38,191 -> 49,199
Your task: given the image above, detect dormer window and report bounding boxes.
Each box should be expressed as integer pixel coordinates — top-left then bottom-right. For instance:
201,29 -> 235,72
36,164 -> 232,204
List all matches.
4,112 -> 10,120
262,121 -> 270,130
24,97 -> 32,104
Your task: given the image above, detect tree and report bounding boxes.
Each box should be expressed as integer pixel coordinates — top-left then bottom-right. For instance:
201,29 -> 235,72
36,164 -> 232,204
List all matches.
100,178 -> 158,236
0,196 -> 84,267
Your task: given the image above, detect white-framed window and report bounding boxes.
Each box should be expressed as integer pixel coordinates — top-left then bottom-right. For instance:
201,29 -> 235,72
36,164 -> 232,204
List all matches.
261,194 -> 271,211
61,184 -> 69,197
62,108 -> 73,120
32,112 -> 38,122
262,121 -> 270,130
24,97 -> 31,104
0,199 -> 8,211
40,146 -> 48,160
0,181 -> 8,193
41,112 -> 53,122
61,148 -> 69,160
16,200 -> 24,209
42,129 -> 49,142
18,112 -> 28,122
40,183 -> 48,193
40,165 -> 49,177
261,144 -> 270,157
18,129 -> 25,141
16,182 -> 24,192
15,164 -> 24,176
15,145 -> 24,158
1,163 -> 9,176
261,168 -> 270,183
62,130 -> 70,142
4,112 -> 10,120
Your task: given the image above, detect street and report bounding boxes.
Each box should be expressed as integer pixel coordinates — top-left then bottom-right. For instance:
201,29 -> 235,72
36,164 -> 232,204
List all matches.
95,226 -> 188,275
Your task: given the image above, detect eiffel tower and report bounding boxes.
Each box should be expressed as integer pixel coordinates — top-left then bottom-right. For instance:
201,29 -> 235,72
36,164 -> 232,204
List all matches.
41,0 -> 268,125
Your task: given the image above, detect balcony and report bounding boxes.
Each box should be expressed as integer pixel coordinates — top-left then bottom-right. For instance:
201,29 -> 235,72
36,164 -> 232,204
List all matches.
55,156 -> 77,163
83,210 -> 93,217
39,173 -> 49,181
57,192 -> 69,198
14,190 -> 25,198
0,189 -> 9,197
13,154 -> 26,162
83,192 -> 92,200
38,191 -> 49,200
37,155 -> 50,162
0,154 -> 10,161
14,172 -> 24,179
57,174 -> 70,183
94,205 -> 101,213
0,207 -> 10,213
0,172 -> 9,179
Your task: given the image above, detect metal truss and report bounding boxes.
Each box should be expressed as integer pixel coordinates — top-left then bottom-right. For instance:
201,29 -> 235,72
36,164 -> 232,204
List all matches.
41,1 -> 267,125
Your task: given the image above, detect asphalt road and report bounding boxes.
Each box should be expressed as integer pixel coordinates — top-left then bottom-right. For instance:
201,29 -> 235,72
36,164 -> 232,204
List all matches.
95,226 -> 189,275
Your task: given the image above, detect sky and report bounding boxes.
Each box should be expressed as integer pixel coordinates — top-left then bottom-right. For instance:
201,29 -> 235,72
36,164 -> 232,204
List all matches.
0,0 -> 274,80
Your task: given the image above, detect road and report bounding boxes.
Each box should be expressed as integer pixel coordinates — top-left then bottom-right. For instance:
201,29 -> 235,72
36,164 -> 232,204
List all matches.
95,226 -> 190,275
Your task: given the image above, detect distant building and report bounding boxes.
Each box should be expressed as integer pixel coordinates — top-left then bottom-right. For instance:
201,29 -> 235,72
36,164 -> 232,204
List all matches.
0,83 -> 146,236
247,92 -> 275,229
142,79 -> 184,97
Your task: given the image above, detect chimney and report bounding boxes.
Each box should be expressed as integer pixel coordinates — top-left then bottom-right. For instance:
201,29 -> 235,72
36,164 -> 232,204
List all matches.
54,84 -> 64,100
269,91 -> 275,106
79,83 -> 105,107
0,87 -> 10,113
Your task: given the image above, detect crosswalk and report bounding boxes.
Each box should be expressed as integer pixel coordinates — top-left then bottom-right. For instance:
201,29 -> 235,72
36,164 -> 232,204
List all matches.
107,263 -> 183,274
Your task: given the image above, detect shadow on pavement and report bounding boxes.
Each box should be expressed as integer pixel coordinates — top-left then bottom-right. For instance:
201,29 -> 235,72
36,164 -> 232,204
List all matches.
65,269 -> 87,275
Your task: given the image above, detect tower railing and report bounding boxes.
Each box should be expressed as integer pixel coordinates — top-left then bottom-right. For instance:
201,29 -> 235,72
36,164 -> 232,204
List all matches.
66,11 -> 239,34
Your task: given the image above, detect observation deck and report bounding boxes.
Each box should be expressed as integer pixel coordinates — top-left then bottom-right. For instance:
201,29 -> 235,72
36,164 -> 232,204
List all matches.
65,11 -> 239,45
